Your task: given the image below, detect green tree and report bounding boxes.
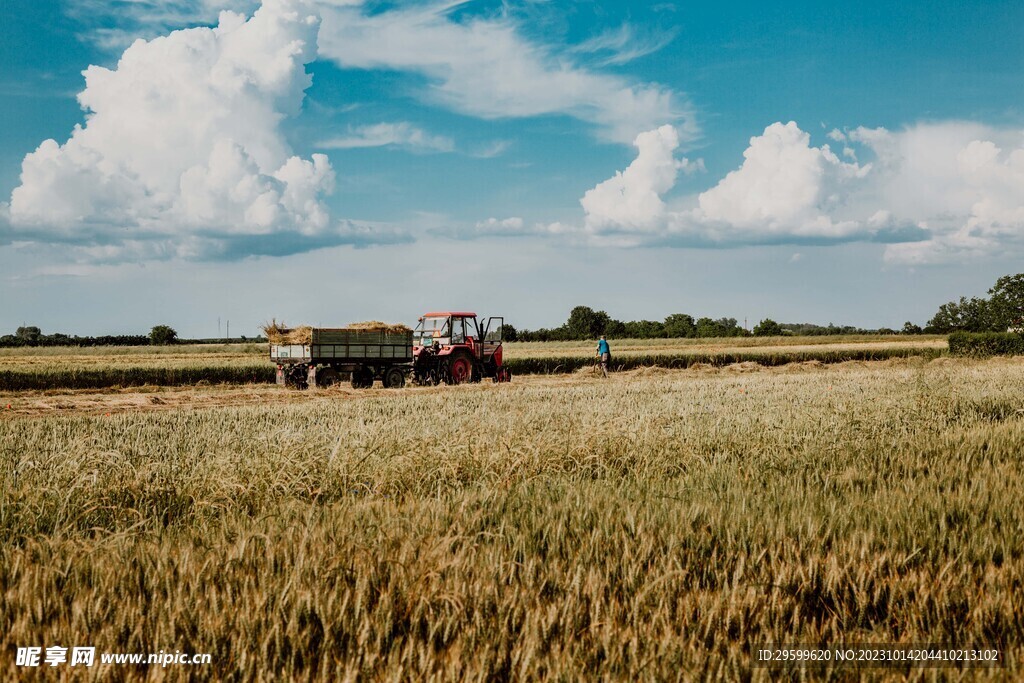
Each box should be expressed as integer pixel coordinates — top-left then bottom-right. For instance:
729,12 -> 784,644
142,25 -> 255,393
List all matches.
150,325 -> 178,345
695,317 -> 722,338
663,313 -> 696,338
902,322 -> 923,335
987,274 -> 1024,330
623,320 -> 665,338
499,324 -> 518,342
15,326 -> 41,343
696,317 -> 746,338
604,319 -> 626,338
566,306 -> 610,340
926,296 -> 992,333
752,318 -> 783,336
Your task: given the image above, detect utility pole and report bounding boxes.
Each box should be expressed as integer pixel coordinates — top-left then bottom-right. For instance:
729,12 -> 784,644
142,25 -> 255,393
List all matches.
217,317 -> 221,338
226,320 -> 230,342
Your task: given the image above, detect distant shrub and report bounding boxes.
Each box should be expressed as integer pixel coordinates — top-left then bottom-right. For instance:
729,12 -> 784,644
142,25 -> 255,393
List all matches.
948,331 -> 1024,357
0,334 -> 150,348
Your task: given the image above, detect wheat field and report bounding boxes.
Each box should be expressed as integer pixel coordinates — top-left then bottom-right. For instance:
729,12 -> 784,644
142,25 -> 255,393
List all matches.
1,356 -> 1020,680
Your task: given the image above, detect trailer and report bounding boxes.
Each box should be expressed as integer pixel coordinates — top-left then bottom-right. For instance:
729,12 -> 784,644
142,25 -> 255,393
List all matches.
271,327 -> 413,389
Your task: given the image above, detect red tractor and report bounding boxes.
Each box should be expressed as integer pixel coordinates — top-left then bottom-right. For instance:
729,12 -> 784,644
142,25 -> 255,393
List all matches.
412,312 -> 511,385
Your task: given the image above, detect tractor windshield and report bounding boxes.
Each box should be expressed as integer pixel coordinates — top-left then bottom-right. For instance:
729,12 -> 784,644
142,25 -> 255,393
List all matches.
414,316 -> 450,345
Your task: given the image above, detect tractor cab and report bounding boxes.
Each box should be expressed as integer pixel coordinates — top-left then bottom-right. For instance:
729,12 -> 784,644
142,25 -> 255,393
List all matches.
412,312 -> 509,384
413,312 -> 503,354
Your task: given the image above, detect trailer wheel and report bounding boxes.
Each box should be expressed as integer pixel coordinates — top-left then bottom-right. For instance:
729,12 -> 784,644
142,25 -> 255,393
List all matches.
351,366 -> 374,389
383,367 -> 406,388
316,368 -> 339,388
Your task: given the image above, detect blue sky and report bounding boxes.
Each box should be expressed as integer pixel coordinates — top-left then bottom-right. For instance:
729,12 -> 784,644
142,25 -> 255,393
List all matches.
1,0 -> 1022,336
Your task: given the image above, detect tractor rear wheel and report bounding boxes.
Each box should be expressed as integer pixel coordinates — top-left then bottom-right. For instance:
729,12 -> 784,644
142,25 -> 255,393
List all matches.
448,353 -> 473,385
383,366 -> 406,388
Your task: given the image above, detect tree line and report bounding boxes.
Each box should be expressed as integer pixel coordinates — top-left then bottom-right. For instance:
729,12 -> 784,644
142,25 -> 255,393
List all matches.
0,324 -> 272,347
0,326 -> 152,348
0,325 -> 185,347
502,307 -> 908,342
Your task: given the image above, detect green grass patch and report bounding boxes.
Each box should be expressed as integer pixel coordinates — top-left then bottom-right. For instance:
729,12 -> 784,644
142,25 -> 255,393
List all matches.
0,364 -> 274,391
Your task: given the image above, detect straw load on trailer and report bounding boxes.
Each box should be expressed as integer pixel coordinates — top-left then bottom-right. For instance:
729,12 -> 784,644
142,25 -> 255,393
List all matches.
264,321 -> 414,389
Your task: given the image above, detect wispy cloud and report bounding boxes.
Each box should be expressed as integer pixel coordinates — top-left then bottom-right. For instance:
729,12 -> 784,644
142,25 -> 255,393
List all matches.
317,1 -> 695,145
469,140 -> 512,159
571,23 -> 679,67
318,122 -> 454,153
65,0 -> 261,49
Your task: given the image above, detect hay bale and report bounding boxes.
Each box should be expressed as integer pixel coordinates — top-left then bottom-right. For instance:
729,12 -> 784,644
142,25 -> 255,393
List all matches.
262,319 -> 409,344
262,321 -> 313,345
725,361 -> 763,373
785,359 -> 825,372
348,321 -> 411,334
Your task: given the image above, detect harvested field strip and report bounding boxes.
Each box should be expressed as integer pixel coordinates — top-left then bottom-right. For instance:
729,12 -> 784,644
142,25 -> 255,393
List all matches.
508,339 -> 947,358
506,334 -> 947,354
504,345 -> 945,375
0,346 -> 944,390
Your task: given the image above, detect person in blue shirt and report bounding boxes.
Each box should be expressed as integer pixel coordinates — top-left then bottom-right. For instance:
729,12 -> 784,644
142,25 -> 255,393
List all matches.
596,335 -> 611,378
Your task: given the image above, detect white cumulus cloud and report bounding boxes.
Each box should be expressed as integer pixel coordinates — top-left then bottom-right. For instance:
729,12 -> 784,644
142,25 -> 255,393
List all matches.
555,119 -> 1024,261
848,123 -> 1024,264
695,121 -> 871,238
3,0 -> 390,260
581,125 -> 684,233
577,121 -> 871,245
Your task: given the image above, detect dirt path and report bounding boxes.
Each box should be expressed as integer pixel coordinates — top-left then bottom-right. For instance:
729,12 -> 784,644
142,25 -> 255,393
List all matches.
0,380 -> 535,418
